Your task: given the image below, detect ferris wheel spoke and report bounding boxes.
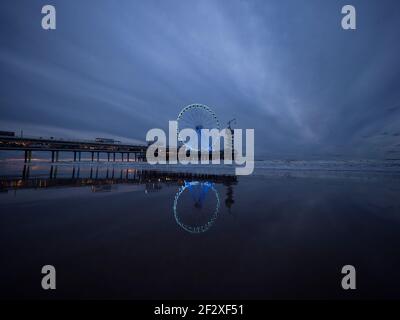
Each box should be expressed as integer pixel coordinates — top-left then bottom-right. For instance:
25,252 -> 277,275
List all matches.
186,109 -> 197,125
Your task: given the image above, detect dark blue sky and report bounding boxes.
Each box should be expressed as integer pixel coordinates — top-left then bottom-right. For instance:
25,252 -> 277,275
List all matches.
1,0 -> 400,158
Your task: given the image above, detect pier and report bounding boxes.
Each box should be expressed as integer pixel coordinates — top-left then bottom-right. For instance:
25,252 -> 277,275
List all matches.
0,135 -> 147,163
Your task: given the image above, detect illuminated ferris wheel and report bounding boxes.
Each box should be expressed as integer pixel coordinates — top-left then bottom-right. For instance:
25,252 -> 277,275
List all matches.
176,104 -> 220,151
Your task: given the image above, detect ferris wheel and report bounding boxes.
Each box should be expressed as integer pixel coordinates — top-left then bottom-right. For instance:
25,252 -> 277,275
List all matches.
177,104 -> 220,151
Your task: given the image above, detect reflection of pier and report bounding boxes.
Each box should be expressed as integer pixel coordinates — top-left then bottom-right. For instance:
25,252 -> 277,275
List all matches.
0,135 -> 147,163
0,164 -> 238,233
0,164 -> 238,192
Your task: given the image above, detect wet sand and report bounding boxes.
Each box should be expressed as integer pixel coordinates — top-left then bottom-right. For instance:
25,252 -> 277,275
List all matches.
1,161 -> 400,299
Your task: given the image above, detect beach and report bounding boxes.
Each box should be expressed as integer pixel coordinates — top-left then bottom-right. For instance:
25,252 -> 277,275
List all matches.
1,159 -> 400,299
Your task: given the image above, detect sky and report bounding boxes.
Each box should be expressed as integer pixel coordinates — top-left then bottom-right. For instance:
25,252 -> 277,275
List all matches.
1,0 -> 400,159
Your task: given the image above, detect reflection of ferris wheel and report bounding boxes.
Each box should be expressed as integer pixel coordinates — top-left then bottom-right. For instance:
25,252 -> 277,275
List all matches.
177,104 -> 220,151
173,181 -> 220,234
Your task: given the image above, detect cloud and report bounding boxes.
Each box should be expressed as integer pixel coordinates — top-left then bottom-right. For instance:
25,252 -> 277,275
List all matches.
1,0 -> 400,158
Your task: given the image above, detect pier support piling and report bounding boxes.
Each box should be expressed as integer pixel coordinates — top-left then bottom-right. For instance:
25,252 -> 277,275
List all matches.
25,150 -> 32,162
